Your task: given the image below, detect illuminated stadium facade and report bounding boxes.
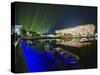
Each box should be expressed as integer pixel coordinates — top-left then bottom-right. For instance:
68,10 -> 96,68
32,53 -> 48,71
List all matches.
55,24 -> 96,37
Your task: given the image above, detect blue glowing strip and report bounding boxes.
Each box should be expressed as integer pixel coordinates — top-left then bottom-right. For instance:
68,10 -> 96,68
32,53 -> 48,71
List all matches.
21,40 -> 43,72
21,39 -> 57,72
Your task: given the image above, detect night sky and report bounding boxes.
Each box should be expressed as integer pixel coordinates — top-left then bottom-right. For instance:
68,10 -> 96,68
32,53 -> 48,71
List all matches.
14,2 -> 97,34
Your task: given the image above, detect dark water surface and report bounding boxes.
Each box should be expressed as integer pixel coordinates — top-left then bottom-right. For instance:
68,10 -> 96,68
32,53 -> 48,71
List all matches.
14,38 -> 97,73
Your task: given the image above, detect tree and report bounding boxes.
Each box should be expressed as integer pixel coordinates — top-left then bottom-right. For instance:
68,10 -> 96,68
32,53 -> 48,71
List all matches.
21,29 -> 26,36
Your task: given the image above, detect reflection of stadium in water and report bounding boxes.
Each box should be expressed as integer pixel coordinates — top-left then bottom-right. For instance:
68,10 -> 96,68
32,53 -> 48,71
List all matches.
25,36 -> 97,69
56,38 -> 96,48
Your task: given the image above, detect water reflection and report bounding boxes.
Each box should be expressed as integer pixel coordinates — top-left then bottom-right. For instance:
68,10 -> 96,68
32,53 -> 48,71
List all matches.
23,37 -> 97,71
56,37 -> 96,48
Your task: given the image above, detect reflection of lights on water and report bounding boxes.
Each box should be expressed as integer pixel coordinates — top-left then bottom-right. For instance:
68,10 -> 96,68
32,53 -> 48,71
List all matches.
56,38 -> 95,48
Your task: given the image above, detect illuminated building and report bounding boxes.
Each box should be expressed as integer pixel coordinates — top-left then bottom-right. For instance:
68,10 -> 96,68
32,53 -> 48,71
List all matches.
55,24 -> 96,37
11,25 -> 22,35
